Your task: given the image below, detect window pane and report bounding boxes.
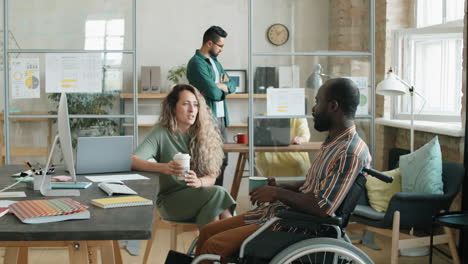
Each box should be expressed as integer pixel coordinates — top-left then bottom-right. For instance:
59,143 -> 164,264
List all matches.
417,0 -> 442,27
106,19 -> 125,36
414,40 -> 442,112
446,0 -> 465,22
85,20 -> 105,37
105,37 -> 124,50
85,37 -> 104,50
105,52 -> 123,65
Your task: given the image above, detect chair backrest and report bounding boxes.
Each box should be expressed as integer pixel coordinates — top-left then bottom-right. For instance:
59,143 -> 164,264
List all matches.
335,172 -> 367,229
389,148 -> 464,201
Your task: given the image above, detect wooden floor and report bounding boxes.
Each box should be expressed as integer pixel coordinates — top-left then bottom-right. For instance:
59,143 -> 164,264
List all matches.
0,193 -> 456,263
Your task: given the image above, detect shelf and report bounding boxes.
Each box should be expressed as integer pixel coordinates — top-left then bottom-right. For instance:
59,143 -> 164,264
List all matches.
123,123 -> 155,127
123,122 -> 247,128
229,123 -> 248,128
120,93 -> 267,99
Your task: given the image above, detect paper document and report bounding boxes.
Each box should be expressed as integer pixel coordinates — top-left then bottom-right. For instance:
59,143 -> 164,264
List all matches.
85,174 -> 149,182
267,88 -> 305,116
0,200 -> 18,218
46,53 -> 103,93
0,192 -> 27,198
10,58 -> 40,99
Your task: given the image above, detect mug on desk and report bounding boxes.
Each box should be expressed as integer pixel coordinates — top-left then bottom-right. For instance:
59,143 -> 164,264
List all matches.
233,133 -> 248,144
249,176 -> 268,192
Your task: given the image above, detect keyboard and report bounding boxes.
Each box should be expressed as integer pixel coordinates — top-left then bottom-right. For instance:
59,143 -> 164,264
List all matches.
51,182 -> 92,189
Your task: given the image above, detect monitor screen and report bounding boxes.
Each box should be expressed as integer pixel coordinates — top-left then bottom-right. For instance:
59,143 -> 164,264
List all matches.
57,92 -> 76,181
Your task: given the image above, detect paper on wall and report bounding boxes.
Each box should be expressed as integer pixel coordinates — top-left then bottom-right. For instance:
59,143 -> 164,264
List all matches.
10,58 -> 40,99
345,76 -> 368,116
267,88 -> 305,116
45,53 -> 103,93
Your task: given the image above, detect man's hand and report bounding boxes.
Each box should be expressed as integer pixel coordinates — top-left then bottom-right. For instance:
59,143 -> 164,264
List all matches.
216,83 -> 229,93
250,186 -> 281,206
267,177 -> 277,186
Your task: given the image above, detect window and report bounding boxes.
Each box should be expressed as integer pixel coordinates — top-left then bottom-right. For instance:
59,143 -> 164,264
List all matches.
392,0 -> 463,122
85,19 -> 125,92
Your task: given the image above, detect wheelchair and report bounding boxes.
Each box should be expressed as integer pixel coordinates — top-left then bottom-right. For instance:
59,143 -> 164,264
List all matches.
191,168 -> 393,264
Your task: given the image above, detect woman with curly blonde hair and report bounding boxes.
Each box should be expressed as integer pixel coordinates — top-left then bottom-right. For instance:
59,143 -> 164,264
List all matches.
132,84 -> 235,227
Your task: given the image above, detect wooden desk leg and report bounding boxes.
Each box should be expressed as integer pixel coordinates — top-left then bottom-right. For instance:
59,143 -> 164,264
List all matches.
87,246 -> 98,264
230,153 -> 247,201
68,241 -> 90,264
4,247 -> 28,264
112,240 -> 123,264
100,240 -> 122,264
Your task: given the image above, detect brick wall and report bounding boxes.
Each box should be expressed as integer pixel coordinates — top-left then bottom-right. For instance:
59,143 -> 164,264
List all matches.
329,0 -> 465,169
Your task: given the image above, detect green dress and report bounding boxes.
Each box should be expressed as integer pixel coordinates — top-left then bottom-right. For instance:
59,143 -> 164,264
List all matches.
134,125 -> 236,228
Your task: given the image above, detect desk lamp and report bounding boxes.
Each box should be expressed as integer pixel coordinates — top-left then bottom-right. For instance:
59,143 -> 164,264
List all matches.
376,68 -> 415,152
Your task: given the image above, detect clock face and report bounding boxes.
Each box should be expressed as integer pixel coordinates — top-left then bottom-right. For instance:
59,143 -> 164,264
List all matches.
267,24 -> 289,46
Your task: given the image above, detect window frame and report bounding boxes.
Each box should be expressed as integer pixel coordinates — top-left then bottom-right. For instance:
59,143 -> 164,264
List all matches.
391,19 -> 463,123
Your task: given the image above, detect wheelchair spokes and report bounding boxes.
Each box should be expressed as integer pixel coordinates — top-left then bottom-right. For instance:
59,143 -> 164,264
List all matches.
270,238 -> 373,264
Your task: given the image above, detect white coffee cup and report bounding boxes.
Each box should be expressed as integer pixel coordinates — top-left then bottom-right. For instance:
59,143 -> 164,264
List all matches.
173,153 -> 190,180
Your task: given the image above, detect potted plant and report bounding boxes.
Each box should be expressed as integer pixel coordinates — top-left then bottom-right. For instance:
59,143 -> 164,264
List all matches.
48,93 -> 118,147
167,64 -> 187,92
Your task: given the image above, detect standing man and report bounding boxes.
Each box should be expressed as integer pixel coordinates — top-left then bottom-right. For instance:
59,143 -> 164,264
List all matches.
187,26 -> 236,186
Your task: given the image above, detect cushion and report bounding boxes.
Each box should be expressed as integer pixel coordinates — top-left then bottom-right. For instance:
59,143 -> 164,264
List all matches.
399,136 -> 443,194
365,168 -> 401,212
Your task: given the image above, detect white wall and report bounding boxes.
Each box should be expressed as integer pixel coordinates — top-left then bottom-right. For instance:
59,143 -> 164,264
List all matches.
137,0 -> 248,91
0,0 -> 331,164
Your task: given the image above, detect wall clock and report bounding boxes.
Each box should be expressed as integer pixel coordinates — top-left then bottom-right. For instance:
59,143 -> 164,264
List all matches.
267,23 -> 289,46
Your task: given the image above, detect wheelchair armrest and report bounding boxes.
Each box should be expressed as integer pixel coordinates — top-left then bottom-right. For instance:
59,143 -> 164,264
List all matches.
277,209 -> 343,226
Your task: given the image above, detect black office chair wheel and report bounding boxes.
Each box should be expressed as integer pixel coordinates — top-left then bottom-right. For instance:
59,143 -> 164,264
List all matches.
270,237 -> 373,264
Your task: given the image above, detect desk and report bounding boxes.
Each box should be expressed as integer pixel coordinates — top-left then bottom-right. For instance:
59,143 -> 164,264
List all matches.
0,165 -> 158,264
223,142 -> 322,200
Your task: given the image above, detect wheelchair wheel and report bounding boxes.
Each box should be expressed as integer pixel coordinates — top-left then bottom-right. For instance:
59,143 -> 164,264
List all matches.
270,237 -> 373,264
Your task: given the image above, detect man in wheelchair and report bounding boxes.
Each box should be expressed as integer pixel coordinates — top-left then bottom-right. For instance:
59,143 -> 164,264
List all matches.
167,78 -> 372,264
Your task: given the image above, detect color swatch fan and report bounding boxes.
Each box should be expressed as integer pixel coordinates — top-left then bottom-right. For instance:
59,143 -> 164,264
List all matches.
9,198 -> 90,224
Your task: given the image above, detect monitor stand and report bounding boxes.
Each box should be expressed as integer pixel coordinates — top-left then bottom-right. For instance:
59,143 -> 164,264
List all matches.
35,135 -> 80,197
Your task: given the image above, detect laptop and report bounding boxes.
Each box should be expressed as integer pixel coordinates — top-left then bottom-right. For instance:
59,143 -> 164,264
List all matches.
75,136 -> 133,174
254,119 -> 291,146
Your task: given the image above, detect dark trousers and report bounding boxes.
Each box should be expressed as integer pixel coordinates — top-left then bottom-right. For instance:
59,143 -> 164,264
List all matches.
216,117 -> 228,186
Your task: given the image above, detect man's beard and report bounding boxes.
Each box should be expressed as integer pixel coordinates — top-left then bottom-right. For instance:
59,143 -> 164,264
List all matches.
208,48 -> 218,57
313,113 -> 330,132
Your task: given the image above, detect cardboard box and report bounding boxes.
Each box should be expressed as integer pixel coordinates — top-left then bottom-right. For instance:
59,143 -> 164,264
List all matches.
141,66 -> 151,93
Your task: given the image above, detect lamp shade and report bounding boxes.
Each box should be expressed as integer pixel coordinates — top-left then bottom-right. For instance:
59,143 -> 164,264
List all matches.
376,72 -> 407,96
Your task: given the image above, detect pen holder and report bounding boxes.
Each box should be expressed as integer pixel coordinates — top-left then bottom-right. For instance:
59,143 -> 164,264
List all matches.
33,175 -> 45,190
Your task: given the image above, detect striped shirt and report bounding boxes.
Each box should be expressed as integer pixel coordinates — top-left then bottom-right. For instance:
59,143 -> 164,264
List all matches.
244,125 -> 371,225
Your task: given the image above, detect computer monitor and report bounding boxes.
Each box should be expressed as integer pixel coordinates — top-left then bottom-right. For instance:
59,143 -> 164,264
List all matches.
38,92 -> 80,196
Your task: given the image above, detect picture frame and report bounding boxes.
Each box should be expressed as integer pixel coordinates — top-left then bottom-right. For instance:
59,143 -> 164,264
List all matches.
225,69 -> 247,93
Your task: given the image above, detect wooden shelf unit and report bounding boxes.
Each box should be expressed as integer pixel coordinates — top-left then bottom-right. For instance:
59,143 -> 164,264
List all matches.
120,93 -> 266,99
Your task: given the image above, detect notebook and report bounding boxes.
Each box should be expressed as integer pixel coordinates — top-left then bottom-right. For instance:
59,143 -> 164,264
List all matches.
75,136 -> 133,174
9,198 -> 90,224
91,196 -> 153,209
98,181 -> 137,196
254,118 -> 291,146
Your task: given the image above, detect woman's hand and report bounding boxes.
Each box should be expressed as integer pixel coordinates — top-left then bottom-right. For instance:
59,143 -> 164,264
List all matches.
161,161 -> 185,176
185,170 -> 203,189
291,136 -> 306,145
